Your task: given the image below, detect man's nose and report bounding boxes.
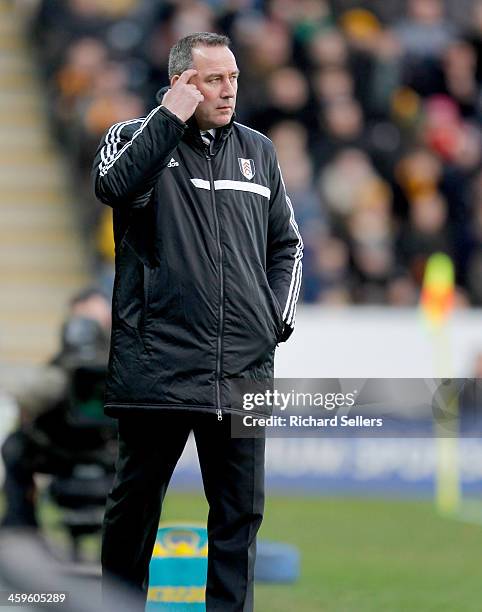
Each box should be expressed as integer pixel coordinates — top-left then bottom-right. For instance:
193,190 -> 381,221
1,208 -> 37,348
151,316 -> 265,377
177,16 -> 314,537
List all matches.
221,78 -> 235,98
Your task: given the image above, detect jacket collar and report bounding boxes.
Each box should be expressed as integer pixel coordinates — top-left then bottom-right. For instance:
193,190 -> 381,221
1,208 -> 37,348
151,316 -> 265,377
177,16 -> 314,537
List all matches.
155,86 -> 234,155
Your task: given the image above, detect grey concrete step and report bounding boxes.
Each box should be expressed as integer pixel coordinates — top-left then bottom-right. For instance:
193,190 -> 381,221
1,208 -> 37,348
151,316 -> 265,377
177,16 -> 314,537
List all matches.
0,17 -> 17,39
0,150 -> 57,165
0,167 -> 68,189
0,153 -> 62,170
1,283 -> 87,301
0,191 -> 70,205
0,228 -> 84,245
0,3 -> 93,369
0,326 -> 60,346
0,310 -> 63,325
0,71 -> 35,87
0,346 -> 58,365
0,244 -> 86,268
0,109 -> 46,127
0,31 -> 23,52
0,124 -> 51,147
0,271 -> 88,288
0,341 -> 57,366
0,90 -> 44,112
0,54 -> 33,75
0,294 -> 68,315
0,206 -> 76,230
0,328 -> 60,364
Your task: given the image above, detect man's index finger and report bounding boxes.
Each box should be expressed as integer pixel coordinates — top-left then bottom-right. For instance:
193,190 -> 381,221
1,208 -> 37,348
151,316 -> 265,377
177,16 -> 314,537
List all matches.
177,69 -> 198,84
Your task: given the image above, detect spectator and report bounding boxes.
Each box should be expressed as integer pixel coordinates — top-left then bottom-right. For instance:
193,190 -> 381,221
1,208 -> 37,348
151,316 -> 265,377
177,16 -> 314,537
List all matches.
29,0 -> 482,307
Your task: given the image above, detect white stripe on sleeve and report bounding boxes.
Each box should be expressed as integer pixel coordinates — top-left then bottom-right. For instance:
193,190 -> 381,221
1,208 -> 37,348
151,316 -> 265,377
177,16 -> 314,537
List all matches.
99,107 -> 162,177
98,118 -> 144,174
277,166 -> 303,326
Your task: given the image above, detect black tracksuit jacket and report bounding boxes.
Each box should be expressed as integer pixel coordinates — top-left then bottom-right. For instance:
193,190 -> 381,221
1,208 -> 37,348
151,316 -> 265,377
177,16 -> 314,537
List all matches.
92,101 -> 303,419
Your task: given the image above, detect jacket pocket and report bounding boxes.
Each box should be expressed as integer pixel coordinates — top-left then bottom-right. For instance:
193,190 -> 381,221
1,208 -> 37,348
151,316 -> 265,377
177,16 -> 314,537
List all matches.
267,286 -> 284,342
139,264 -> 152,336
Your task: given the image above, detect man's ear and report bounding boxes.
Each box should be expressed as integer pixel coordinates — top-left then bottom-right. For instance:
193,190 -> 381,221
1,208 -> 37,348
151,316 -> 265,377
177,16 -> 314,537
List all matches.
170,75 -> 180,87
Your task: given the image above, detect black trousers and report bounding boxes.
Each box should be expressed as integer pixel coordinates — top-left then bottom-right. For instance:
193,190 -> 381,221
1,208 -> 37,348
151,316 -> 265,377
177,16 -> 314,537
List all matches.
101,411 -> 265,612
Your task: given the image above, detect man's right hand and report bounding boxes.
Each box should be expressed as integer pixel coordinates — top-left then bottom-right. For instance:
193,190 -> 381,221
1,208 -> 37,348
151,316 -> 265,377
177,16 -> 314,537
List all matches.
161,69 -> 204,123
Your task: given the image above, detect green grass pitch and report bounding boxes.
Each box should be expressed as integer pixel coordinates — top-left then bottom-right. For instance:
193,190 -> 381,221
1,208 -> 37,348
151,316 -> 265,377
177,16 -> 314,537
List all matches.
162,493 -> 482,612
3,492 -> 482,611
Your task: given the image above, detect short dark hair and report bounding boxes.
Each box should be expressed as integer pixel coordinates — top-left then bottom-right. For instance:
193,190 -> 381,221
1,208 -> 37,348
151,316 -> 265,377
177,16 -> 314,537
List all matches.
168,32 -> 231,79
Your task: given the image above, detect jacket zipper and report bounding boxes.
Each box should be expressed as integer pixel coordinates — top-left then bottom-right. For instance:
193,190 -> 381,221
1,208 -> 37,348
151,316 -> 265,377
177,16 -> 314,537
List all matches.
206,149 -> 224,421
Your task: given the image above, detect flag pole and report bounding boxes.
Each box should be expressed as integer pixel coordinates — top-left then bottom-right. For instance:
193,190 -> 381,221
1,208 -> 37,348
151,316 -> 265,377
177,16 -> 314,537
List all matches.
420,253 -> 459,515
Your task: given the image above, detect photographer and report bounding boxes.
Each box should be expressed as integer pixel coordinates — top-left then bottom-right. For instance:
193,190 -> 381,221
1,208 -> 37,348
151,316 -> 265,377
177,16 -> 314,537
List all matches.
1,289 -> 112,530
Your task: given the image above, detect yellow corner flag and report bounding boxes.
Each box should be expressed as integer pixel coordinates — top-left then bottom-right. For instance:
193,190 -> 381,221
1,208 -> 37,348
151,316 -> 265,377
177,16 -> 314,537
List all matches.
420,252 -> 455,327
420,253 -> 459,515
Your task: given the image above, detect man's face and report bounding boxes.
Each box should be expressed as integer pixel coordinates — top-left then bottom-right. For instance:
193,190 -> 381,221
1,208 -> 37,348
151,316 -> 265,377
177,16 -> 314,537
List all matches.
179,45 -> 239,130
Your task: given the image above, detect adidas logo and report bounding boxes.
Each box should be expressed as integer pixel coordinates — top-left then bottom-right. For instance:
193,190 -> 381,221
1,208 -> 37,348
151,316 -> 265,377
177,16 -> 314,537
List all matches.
167,158 -> 179,168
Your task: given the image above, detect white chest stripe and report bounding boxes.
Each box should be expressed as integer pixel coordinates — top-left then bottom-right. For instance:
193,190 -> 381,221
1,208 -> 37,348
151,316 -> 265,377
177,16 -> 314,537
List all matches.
190,178 -> 211,190
190,178 -> 271,199
215,180 -> 270,199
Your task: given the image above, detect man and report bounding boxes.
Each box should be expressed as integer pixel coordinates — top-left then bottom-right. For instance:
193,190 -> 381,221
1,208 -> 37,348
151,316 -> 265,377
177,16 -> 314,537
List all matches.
93,32 -> 303,611
1,288 -> 111,530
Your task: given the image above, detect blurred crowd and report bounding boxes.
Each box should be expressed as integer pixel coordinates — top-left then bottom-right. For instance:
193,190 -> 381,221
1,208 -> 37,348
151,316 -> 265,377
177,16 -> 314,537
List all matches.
30,0 -> 482,306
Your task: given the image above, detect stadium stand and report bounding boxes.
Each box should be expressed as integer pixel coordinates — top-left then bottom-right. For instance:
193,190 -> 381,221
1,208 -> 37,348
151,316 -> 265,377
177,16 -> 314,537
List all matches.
23,0 -> 481,308
0,0 -> 89,368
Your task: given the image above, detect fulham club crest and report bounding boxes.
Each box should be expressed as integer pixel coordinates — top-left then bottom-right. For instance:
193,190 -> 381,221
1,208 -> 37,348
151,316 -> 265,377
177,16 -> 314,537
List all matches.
238,158 -> 255,181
